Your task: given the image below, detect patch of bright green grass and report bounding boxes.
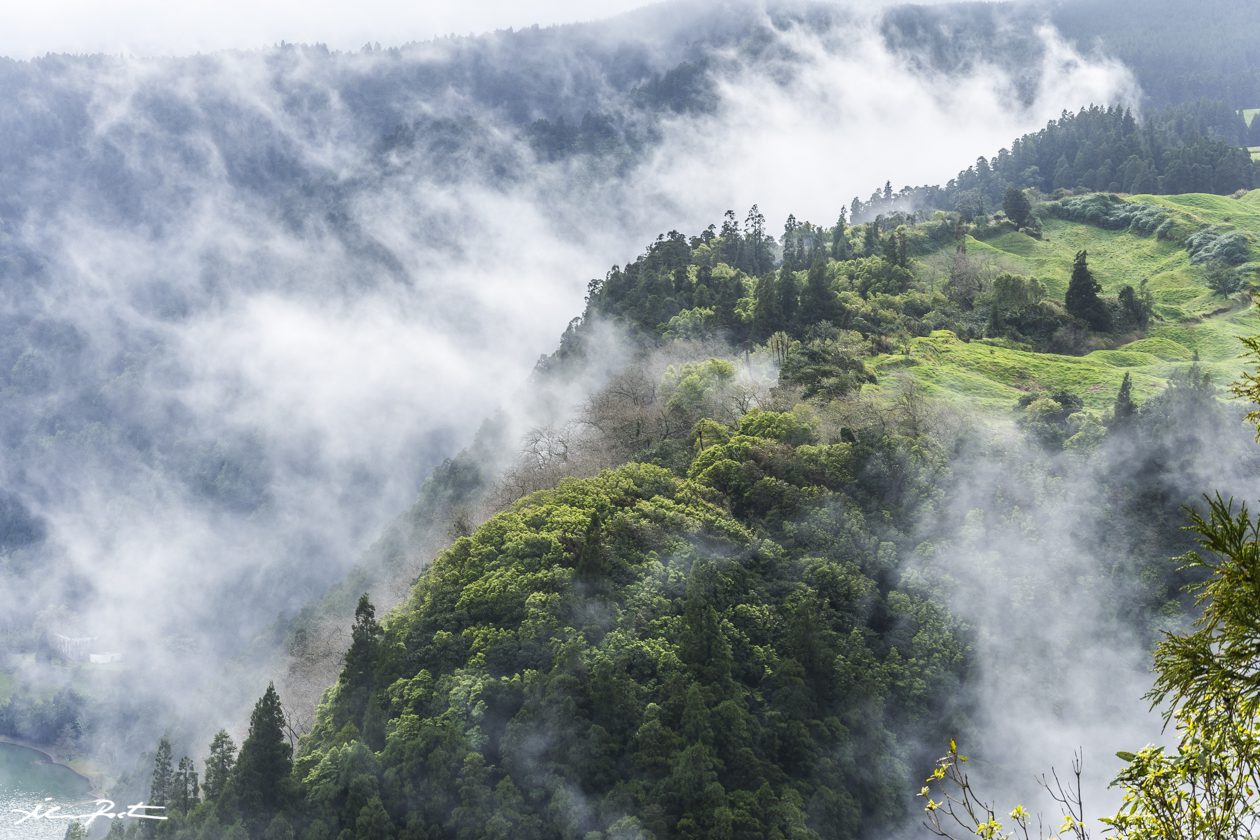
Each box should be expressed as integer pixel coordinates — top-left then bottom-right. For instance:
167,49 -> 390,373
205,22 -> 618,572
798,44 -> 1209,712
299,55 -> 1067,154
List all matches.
899,193 -> 1260,414
918,217 -> 1230,320
871,305 -> 1260,413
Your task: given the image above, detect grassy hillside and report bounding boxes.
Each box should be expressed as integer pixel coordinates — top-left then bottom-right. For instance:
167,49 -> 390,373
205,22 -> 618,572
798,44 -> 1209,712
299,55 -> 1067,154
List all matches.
893,192 -> 1260,410
874,306 -> 1258,412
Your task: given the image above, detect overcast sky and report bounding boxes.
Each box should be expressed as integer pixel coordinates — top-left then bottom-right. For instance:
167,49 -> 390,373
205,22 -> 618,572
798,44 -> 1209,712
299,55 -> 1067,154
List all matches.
0,0 -> 655,58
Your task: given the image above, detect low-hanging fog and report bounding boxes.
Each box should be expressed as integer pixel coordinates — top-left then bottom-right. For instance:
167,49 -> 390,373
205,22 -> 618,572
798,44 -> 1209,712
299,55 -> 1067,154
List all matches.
0,0 -> 1148,778
899,396 -> 1260,827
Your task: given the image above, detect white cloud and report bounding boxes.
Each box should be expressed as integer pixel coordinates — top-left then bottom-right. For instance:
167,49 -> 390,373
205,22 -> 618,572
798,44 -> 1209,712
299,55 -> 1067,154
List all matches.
641,17 -> 1139,227
0,0 -> 650,58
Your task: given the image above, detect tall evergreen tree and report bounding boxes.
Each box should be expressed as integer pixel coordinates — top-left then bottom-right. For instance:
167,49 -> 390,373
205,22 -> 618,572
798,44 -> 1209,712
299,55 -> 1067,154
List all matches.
719,210 -> 740,267
781,215 -> 799,271
203,730 -> 237,802
862,223 -> 879,257
340,594 -> 382,730
777,264 -> 799,332
883,227 -> 910,268
1065,250 -> 1110,330
801,250 -> 838,326
226,684 -> 293,825
752,273 -> 783,341
830,210 -> 850,260
147,737 -> 173,836
742,205 -> 769,275
172,755 -> 200,814
1112,372 -> 1137,427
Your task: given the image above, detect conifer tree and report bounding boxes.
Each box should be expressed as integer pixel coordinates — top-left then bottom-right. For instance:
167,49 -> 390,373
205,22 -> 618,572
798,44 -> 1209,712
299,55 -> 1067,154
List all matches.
719,210 -> 740,267
1112,372 -> 1137,427
226,683 -> 293,825
147,737 -> 173,836
801,250 -> 837,326
752,274 -> 783,340
742,205 -> 769,275
1065,250 -> 1109,330
830,210 -> 849,260
340,594 -> 382,729
776,263 -> 799,332
781,215 -> 799,271
862,223 -> 879,257
203,730 -> 236,802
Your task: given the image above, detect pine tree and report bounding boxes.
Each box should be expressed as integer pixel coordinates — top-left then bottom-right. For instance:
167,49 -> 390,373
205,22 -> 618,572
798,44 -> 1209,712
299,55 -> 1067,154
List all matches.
147,737 -> 173,837
1112,372 -> 1137,427
883,227 -> 909,268
830,210 -> 849,260
172,755 -> 199,814
341,594 -> 382,729
1065,250 -> 1110,330
742,205 -> 769,275
862,223 -> 879,257
226,684 -> 293,824
776,264 -> 799,332
203,730 -> 236,802
719,210 -> 740,267
801,250 -> 837,326
781,215 -> 799,271
752,274 -> 783,340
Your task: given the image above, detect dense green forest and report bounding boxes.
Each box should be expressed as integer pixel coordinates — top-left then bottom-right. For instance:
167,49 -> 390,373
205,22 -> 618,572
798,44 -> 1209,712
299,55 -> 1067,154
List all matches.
116,172 -> 1260,838
19,1 -> 1260,837
851,103 -> 1258,222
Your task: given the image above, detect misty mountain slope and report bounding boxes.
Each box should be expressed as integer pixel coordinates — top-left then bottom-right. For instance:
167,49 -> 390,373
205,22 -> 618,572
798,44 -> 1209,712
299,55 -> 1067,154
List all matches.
283,95 -> 1260,671
1050,0 -> 1260,109
880,0 -> 1260,110
146,186 -> 1260,839
161,185 -> 1260,839
0,0 -> 1166,778
301,188 -> 1260,639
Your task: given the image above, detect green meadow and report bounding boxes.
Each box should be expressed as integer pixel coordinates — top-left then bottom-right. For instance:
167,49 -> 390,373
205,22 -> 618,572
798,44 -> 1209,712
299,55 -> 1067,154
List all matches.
884,192 -> 1260,411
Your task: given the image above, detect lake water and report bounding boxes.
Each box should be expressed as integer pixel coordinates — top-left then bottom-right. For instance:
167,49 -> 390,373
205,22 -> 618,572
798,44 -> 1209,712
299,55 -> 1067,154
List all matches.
0,741 -> 92,840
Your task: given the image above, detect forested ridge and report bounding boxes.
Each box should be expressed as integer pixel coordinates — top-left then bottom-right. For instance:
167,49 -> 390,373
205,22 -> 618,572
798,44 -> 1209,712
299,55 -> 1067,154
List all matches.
44,0 -> 1260,837
116,167 -> 1260,838
851,103 -> 1258,223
